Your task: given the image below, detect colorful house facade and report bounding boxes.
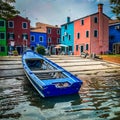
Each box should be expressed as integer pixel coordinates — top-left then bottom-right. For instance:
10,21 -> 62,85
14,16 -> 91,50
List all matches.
109,20 -> 120,54
7,15 -> 30,55
30,31 -> 47,51
61,17 -> 74,54
74,4 -> 109,55
0,18 -> 7,56
47,26 -> 61,54
30,22 -> 61,54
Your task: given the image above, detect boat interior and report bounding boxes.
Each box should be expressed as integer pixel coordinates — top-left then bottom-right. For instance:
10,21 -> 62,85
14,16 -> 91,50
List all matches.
25,59 -> 68,80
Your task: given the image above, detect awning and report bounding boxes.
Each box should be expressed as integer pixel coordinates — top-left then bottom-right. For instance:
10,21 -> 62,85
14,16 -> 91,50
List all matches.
54,46 -> 61,49
54,44 -> 68,49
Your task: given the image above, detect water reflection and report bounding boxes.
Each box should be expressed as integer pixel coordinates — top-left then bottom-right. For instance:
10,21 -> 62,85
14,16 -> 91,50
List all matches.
0,75 -> 120,120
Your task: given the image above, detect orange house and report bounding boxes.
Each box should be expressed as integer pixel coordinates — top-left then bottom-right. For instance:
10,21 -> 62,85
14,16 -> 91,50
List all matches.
74,4 -> 109,55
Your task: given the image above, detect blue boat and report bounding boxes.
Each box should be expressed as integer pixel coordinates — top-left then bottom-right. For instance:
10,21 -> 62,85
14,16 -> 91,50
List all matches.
22,50 -> 83,98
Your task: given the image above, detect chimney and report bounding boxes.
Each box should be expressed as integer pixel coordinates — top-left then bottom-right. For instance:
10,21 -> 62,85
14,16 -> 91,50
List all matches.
98,4 -> 103,13
67,16 -> 70,23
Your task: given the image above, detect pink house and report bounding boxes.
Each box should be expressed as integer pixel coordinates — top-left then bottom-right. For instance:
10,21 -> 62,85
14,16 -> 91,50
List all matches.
74,4 -> 109,55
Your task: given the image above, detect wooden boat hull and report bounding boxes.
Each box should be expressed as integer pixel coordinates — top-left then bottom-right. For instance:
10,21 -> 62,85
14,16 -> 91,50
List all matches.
22,50 -> 83,98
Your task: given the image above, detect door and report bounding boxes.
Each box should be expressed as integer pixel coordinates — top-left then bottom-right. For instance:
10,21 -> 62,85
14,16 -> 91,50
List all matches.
80,45 -> 84,54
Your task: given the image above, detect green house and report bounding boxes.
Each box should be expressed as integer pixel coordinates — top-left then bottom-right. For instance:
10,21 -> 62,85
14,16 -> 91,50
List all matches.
0,18 -> 7,56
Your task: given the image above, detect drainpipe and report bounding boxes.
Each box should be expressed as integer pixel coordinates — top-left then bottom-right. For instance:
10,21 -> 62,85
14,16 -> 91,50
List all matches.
98,3 -> 104,54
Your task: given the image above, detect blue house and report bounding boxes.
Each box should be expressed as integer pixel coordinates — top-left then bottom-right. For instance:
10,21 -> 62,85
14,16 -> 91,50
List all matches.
30,31 -> 47,51
109,20 -> 120,54
60,17 -> 74,54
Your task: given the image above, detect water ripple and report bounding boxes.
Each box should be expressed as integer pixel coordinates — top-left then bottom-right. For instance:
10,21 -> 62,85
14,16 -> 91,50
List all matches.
0,75 -> 120,120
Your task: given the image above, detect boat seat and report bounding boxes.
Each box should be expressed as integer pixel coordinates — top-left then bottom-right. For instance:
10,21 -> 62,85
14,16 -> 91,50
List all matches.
32,69 -> 63,74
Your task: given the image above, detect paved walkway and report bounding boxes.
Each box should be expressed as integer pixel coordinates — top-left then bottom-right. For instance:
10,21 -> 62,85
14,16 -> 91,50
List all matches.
47,55 -> 120,77
0,55 -> 120,78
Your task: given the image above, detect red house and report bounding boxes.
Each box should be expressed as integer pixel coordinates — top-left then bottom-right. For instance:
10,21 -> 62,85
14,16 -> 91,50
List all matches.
47,26 -> 61,54
74,4 -> 109,55
7,15 -> 30,54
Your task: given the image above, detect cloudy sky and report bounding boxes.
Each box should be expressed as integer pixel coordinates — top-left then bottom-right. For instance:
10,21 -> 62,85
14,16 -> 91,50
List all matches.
15,0 -> 114,27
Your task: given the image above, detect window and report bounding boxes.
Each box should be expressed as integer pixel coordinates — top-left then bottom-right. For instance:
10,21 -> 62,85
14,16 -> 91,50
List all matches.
94,17 -> 98,23
39,36 -> 43,42
68,35 -> 71,40
0,20 -> 5,27
86,31 -> 89,38
47,28 -> 51,34
77,33 -> 80,39
22,33 -> 28,40
57,29 -> 60,34
81,19 -> 84,25
31,46 -> 35,51
65,25 -> 67,30
94,30 -> 98,37
0,46 -> 5,52
22,22 -> 27,29
76,45 -> 79,51
48,37 -> 51,43
109,35 -> 114,40
8,33 -> 14,40
86,44 -> 89,50
62,36 -> 64,41
69,46 -> 72,51
31,35 -> 35,42
57,38 -> 60,43
0,32 -> 5,39
8,21 -> 14,28
80,46 -> 84,53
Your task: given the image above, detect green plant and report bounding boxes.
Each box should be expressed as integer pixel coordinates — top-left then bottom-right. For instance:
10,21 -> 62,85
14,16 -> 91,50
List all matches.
12,50 -> 18,56
36,46 -> 45,55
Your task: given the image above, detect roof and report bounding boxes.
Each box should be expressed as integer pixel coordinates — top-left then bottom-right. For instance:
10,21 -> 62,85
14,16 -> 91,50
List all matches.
7,15 -> 30,22
31,22 -> 59,33
61,12 -> 110,26
36,22 -> 59,28
30,27 -> 46,33
109,19 -> 120,25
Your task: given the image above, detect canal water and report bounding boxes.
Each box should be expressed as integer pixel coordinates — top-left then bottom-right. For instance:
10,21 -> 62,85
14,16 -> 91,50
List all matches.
0,74 -> 120,120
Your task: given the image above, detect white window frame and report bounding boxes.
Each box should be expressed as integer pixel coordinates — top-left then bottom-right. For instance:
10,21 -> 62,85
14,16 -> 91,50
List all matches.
30,35 -> 35,42
22,22 -> 28,29
39,36 -> 43,42
23,33 -> 28,40
8,21 -> 14,28
48,28 -> 51,34
0,20 -> 5,28
48,37 -> 51,43
9,32 -> 14,40
0,32 -> 5,40
31,46 -> 35,51
0,46 -> 5,52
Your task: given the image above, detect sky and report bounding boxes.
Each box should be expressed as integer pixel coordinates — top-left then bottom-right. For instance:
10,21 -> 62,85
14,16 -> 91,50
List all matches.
15,0 -> 115,27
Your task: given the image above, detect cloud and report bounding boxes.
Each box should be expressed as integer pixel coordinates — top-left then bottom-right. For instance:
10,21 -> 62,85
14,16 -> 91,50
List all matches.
15,0 -> 112,27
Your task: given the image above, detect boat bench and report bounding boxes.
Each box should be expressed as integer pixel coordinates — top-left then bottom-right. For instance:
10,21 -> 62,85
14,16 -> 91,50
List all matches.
32,69 -> 63,74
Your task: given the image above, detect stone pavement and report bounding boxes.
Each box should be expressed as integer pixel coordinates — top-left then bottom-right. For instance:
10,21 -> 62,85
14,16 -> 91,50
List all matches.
47,55 -> 120,78
0,55 -> 120,78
